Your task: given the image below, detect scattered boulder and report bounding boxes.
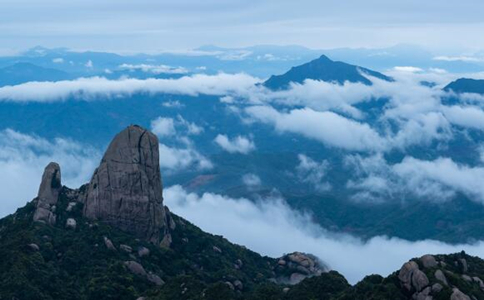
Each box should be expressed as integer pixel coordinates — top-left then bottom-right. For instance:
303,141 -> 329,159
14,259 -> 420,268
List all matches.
120,244 -> 132,253
420,255 -> 438,269
472,277 -> 484,289
147,273 -> 164,286
233,280 -> 243,291
65,218 -> 76,229
28,243 -> 39,251
411,270 -> 429,292
138,246 -> 150,257
451,288 -> 471,300
124,261 -> 147,277
432,283 -> 443,293
434,269 -> 448,286
459,258 -> 469,273
33,162 -> 61,225
104,237 -> 116,251
66,202 -> 77,212
398,261 -> 419,290
275,252 -> 326,285
213,246 -> 222,253
225,282 -> 234,290
234,259 -> 243,269
160,233 -> 172,249
462,275 -> 472,282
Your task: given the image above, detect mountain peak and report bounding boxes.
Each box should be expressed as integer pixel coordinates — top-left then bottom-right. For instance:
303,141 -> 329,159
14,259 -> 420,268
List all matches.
83,125 -> 170,244
444,78 -> 484,95
263,54 -> 392,90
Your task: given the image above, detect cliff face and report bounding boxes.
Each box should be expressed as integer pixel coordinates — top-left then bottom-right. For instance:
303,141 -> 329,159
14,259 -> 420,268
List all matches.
82,125 -> 170,244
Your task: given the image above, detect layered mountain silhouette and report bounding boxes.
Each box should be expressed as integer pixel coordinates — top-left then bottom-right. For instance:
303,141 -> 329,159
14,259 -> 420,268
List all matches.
0,62 -> 70,86
444,78 -> 484,95
0,125 -> 481,300
263,54 -> 393,90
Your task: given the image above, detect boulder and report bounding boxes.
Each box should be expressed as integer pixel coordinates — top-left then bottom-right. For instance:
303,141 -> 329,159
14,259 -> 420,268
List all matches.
398,261 -> 419,290
138,246 -> 150,257
120,244 -> 132,253
124,261 -> 147,277
420,255 -> 438,269
65,218 -> 76,229
213,246 -> 222,253
104,237 -> 116,251
451,288 -> 471,300
82,125 -> 170,244
459,258 -> 469,273
28,243 -> 40,251
431,283 -> 443,293
472,277 -> 484,289
66,202 -> 77,212
411,270 -> 429,292
233,280 -> 243,291
147,273 -> 164,286
462,275 -> 472,282
33,162 -> 61,225
434,269 -> 448,286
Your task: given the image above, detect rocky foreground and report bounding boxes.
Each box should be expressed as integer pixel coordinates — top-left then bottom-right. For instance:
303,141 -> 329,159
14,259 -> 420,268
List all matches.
0,125 -> 483,300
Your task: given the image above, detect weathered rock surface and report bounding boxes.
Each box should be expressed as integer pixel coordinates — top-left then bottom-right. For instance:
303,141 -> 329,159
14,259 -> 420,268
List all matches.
411,270 -> 429,292
124,261 -> 147,276
399,261 -> 419,291
420,255 -> 438,269
434,269 -> 448,286
275,252 -> 327,285
82,125 -> 169,244
451,288 -> 471,300
33,162 -> 62,225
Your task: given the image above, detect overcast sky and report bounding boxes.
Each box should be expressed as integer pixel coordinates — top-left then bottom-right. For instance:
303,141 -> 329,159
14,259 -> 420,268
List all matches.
1,0 -> 484,53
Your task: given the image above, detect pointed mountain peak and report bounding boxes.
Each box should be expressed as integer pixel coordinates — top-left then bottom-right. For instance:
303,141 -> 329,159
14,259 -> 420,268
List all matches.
263,54 -> 392,90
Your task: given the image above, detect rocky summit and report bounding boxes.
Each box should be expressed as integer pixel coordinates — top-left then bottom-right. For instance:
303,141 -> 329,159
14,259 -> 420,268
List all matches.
82,125 -> 170,244
2,125 -> 484,300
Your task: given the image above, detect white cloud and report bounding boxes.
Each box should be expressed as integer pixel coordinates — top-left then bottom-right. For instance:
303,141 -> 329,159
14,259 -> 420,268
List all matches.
346,154 -> 484,203
246,106 -> 387,151
177,116 -> 204,135
0,73 -> 258,102
442,105 -> 484,130
215,134 -> 256,154
0,129 -> 100,217
296,154 -> 331,192
433,55 -> 484,62
151,117 -> 176,137
158,143 -> 212,171
119,63 -> 188,74
52,57 -> 64,64
242,173 -> 261,187
85,60 -> 93,68
164,185 -> 484,285
162,100 -> 184,108
393,66 -> 423,73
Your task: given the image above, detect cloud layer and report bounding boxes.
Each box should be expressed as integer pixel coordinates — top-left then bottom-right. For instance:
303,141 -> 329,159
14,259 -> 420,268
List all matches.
164,184 -> 484,285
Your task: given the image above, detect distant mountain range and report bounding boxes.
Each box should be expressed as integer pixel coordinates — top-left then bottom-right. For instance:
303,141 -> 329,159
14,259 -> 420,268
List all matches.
0,62 -> 71,86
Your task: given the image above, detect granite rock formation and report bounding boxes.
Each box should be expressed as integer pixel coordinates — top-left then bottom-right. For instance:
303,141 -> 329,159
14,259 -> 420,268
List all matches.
82,125 -> 170,244
33,162 -> 62,225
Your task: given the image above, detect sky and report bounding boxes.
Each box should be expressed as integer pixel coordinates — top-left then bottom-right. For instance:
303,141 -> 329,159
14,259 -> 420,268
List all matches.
2,0 -> 484,53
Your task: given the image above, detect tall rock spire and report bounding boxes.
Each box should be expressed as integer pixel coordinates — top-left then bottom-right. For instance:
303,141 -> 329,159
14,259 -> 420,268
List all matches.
82,125 -> 169,244
33,162 -> 62,224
